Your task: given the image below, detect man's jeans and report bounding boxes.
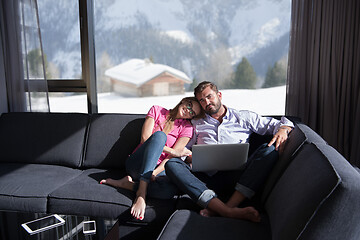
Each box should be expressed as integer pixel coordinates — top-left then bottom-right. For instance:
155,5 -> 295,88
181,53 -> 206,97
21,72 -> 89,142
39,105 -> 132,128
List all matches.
165,143 -> 279,208
126,131 -> 179,199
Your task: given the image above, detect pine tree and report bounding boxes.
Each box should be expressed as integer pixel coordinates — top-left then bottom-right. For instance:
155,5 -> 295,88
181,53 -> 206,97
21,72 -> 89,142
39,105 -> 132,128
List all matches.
189,77 -> 199,92
263,62 -> 287,88
97,51 -> 113,93
27,48 -> 51,78
230,57 -> 257,89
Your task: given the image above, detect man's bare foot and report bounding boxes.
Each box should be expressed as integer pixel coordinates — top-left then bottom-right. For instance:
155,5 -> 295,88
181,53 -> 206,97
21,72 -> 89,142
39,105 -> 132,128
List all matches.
200,208 -> 217,217
100,176 -> 134,190
228,206 -> 261,222
131,195 -> 146,220
204,205 -> 261,222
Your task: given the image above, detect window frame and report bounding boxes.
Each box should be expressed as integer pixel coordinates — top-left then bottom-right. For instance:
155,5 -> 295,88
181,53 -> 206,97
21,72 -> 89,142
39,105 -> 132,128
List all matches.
78,0 -> 97,113
44,0 -> 98,113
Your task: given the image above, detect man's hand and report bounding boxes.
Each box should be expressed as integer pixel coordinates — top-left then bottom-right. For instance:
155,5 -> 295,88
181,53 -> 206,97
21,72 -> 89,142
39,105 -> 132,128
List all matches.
268,126 -> 292,151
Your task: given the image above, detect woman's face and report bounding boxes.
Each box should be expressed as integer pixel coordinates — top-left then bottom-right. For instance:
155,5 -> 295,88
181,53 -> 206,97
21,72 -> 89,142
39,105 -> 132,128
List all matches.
178,100 -> 202,119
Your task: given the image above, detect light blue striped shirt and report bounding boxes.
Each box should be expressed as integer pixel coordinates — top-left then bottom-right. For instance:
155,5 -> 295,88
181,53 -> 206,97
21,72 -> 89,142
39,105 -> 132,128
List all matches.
188,107 -> 294,147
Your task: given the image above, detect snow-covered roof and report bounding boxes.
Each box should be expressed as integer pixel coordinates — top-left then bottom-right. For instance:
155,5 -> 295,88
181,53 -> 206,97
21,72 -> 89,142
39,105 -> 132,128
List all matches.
105,58 -> 191,86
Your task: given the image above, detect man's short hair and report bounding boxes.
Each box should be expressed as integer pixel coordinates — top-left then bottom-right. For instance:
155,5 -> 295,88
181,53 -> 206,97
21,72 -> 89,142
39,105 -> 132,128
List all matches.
194,81 -> 219,96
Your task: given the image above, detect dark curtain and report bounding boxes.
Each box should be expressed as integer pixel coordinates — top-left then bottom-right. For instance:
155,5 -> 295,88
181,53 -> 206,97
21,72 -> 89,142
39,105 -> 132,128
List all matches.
0,12 -> 8,113
0,0 -> 26,112
0,0 -> 49,113
286,0 -> 360,166
20,0 -> 50,112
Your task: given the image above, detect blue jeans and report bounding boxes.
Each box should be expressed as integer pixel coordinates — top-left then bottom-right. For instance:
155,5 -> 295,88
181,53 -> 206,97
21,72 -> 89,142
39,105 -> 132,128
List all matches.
126,131 -> 179,199
165,143 -> 278,208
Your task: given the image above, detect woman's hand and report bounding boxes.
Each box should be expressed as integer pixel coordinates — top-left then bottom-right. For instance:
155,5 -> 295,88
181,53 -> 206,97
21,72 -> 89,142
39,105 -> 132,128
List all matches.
163,137 -> 191,157
150,174 -> 157,182
185,155 -> 192,168
172,148 -> 192,158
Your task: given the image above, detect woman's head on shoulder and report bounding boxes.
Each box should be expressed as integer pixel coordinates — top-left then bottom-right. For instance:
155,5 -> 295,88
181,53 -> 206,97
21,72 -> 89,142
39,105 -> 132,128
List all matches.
169,96 -> 205,120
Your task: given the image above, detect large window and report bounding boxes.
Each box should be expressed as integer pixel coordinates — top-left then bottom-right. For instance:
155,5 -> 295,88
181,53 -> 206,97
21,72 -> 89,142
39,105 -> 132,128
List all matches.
36,0 -> 291,115
37,1 -> 82,80
36,0 -> 87,112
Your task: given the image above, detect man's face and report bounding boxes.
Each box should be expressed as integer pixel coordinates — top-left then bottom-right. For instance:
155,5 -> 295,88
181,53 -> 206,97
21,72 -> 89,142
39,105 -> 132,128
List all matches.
196,86 -> 222,115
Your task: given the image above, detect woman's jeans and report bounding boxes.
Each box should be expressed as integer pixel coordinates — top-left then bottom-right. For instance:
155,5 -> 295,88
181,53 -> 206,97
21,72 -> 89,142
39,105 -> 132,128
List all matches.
165,143 -> 279,208
125,131 -> 179,199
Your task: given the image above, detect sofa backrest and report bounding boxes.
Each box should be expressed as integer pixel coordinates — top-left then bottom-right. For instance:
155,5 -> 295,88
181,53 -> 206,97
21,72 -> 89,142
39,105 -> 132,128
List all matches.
261,123 -> 329,203
82,113 -> 145,169
0,112 -> 88,168
297,144 -> 360,239
265,142 -> 360,240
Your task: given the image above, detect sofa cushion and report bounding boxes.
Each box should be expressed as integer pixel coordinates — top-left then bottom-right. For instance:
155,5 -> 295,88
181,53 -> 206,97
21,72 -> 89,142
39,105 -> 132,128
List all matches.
0,112 -> 88,168
261,124 -> 307,202
83,114 -> 145,169
0,163 -> 82,213
297,144 -> 360,240
157,209 -> 271,240
48,168 -> 132,218
48,168 -> 176,221
261,122 -> 329,203
265,143 -> 340,240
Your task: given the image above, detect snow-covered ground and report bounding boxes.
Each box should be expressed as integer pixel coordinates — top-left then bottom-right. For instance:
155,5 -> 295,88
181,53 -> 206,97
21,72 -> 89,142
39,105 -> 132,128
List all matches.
49,85 -> 286,116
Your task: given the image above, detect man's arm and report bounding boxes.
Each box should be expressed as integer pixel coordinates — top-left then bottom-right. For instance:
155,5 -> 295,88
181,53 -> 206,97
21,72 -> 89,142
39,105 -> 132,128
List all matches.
246,112 -> 294,151
268,125 -> 293,151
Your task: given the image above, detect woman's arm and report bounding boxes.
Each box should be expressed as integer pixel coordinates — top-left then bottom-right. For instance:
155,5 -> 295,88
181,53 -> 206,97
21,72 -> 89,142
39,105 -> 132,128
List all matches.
152,136 -> 191,178
141,116 -> 155,144
151,157 -> 170,180
162,137 -> 192,158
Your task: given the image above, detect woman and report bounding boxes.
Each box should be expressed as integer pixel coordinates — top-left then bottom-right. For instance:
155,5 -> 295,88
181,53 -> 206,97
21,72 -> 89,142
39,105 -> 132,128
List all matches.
100,97 -> 205,220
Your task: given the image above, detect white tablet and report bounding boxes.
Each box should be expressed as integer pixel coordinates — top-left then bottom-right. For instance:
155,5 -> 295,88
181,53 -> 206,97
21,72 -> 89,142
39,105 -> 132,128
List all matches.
21,214 -> 65,235
83,220 -> 96,235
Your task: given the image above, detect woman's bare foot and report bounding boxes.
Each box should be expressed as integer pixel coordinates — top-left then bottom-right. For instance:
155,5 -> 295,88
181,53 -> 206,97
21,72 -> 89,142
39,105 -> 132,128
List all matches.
131,195 -> 146,220
100,176 -> 134,190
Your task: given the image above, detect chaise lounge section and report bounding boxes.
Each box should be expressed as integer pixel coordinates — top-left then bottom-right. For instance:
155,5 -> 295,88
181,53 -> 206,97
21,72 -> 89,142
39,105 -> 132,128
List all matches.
0,112 -> 174,238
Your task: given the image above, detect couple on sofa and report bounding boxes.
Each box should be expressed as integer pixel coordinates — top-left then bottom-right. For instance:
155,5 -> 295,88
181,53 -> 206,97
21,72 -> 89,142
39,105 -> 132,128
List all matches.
100,81 -> 294,222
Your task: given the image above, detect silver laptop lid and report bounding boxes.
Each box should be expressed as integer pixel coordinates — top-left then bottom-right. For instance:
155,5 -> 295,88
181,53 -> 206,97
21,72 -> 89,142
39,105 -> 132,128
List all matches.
192,143 -> 249,172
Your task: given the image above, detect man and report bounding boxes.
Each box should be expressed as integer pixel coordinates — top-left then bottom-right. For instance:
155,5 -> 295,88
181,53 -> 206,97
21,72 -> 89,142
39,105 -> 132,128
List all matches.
165,81 -> 294,222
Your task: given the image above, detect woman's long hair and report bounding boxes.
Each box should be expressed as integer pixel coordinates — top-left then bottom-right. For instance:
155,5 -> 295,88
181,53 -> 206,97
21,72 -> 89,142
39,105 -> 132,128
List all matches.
168,97 -> 204,121
162,97 -> 204,134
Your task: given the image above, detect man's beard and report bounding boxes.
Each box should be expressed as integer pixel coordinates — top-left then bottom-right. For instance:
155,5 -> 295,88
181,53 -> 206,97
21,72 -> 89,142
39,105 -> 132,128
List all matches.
205,101 -> 221,115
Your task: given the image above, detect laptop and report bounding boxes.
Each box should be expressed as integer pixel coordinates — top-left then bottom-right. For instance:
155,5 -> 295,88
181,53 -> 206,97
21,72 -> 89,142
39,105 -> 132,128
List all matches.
191,143 -> 249,172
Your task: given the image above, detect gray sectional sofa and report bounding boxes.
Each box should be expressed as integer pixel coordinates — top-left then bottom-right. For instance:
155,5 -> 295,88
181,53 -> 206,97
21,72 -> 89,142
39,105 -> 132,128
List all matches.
0,112 -> 359,240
